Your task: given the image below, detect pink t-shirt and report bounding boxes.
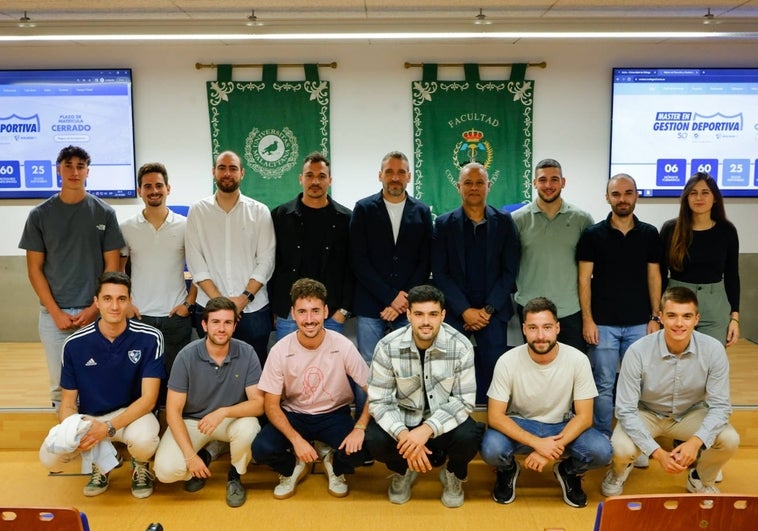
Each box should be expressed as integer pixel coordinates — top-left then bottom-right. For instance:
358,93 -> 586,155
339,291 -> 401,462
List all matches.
258,330 -> 368,414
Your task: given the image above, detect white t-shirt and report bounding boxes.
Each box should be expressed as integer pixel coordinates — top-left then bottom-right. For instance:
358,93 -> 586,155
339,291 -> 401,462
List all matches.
383,198 -> 406,244
487,343 -> 597,424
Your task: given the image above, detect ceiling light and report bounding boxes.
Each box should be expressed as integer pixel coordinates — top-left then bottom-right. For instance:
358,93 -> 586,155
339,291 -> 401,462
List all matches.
246,10 -> 263,27
703,8 -> 716,25
474,9 -> 492,26
18,11 -> 36,28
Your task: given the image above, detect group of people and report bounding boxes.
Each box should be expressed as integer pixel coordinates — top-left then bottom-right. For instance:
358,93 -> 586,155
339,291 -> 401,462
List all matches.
21,145 -> 740,509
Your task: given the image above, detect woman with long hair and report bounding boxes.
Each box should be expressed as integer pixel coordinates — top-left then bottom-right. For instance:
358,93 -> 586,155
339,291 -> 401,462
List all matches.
660,172 -> 740,346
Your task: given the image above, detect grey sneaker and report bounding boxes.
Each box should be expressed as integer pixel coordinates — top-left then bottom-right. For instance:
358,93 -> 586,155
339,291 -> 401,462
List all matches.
440,468 -> 465,508
226,478 -> 246,507
388,469 -> 418,504
183,476 -> 206,492
130,458 -> 154,499
273,459 -> 308,499
687,469 -> 720,494
322,452 -> 349,498
633,454 -> 649,468
83,464 -> 109,497
601,464 -> 633,497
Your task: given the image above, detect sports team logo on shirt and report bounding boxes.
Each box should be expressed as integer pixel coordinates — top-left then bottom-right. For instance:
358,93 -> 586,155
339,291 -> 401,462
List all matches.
128,350 -> 142,364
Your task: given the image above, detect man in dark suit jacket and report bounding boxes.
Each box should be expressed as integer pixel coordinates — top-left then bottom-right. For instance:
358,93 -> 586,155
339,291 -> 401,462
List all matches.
432,162 -> 520,404
350,151 -> 433,364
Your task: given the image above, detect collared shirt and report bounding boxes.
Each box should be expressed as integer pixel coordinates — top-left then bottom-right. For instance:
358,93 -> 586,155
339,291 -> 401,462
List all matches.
368,322 -> 476,439
185,193 -> 275,311
512,200 -> 593,317
120,209 -> 188,316
615,330 -> 732,455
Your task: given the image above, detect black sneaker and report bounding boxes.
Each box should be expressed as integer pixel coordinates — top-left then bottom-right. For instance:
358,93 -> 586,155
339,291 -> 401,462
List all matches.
493,461 -> 519,504
553,461 -> 587,508
184,476 -> 206,492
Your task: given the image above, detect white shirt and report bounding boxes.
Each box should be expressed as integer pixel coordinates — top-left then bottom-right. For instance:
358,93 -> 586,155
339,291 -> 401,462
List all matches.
120,209 -> 188,316
185,193 -> 276,312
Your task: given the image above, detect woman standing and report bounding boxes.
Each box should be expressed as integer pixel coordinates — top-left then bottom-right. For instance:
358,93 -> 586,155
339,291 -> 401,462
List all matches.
661,172 -> 740,346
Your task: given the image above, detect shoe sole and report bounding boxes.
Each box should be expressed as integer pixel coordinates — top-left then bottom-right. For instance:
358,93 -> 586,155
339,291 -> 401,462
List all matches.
273,463 -> 310,500
493,464 -> 519,504
131,486 -> 153,499
553,464 -> 587,508
83,485 -> 108,497
328,485 -> 349,498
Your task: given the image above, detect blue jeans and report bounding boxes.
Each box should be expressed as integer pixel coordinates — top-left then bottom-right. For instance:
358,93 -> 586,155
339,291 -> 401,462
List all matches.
355,316 -> 408,365
275,314 -> 344,342
38,306 -> 84,405
588,324 -> 647,437
194,304 -> 272,367
251,406 -> 368,476
480,418 -> 611,475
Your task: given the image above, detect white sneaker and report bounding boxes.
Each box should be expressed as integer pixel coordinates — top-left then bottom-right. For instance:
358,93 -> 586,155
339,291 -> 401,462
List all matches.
388,469 -> 418,504
686,469 -> 720,494
633,454 -> 649,468
440,468 -> 465,508
322,451 -> 349,498
273,459 -> 308,499
716,469 -> 724,483
601,464 -> 633,497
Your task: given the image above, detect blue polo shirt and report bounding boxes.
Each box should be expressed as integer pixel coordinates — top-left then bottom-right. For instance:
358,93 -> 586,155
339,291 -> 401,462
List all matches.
61,319 -> 165,416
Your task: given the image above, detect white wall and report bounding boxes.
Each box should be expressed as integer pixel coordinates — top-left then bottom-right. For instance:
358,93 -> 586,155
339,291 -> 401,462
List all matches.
2,39 -> 757,255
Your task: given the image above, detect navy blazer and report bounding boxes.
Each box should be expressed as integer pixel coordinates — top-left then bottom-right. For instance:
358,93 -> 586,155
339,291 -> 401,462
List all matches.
350,191 -> 433,318
432,205 -> 520,325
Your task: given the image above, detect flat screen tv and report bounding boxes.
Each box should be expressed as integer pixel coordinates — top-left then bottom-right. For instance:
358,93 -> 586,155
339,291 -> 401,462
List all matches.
0,68 -> 136,199
610,67 -> 758,197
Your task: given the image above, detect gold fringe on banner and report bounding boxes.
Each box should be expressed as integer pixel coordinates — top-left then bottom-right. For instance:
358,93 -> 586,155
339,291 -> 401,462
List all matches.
404,61 -> 546,69
195,62 -> 338,70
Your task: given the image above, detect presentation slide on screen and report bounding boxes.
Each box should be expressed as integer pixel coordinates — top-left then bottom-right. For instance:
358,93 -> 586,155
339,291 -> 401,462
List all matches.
0,70 -> 135,199
610,69 -> 758,197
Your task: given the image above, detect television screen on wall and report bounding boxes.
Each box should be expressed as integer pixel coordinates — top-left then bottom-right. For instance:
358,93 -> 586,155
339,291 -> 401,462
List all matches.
610,67 -> 758,197
0,68 -> 136,199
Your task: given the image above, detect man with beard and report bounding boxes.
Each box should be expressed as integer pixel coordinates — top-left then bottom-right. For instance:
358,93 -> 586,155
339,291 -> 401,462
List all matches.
480,297 -> 611,508
432,162 -> 519,403
365,284 -> 483,508
154,297 -> 264,508
576,174 -> 663,439
252,278 -> 370,499
186,150 -> 275,366
269,152 -> 353,341
512,159 -> 594,352
120,162 -> 197,374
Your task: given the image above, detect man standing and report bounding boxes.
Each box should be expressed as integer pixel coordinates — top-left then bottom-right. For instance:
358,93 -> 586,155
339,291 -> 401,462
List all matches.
252,278 -> 370,499
19,145 -> 124,406
601,287 -> 739,496
576,174 -> 662,437
480,297 -> 611,508
350,150 -> 433,363
120,162 -> 196,374
365,284 -> 484,508
270,152 -> 353,341
432,162 -> 519,403
186,150 -> 276,365
39,272 -> 164,499
512,158 -> 594,352
154,297 -> 264,508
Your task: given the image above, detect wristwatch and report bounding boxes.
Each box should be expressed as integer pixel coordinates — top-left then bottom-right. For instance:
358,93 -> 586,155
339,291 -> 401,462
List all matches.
105,420 -> 116,438
484,304 -> 496,315
650,315 -> 661,324
338,308 -> 352,318
242,290 -> 255,303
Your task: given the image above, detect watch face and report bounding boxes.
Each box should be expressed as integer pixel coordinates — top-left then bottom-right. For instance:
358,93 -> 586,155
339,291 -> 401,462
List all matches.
485,305 -> 495,315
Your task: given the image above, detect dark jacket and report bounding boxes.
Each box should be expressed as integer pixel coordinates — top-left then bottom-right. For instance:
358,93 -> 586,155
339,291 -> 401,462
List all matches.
269,193 -> 353,318
349,191 -> 433,318
432,205 -> 520,326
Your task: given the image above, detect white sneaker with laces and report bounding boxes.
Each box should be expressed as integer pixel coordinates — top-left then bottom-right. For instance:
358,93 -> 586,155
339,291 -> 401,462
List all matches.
322,452 -> 349,497
601,464 -> 633,497
388,469 -> 418,504
687,469 -> 720,494
273,459 -> 308,499
440,468 -> 465,508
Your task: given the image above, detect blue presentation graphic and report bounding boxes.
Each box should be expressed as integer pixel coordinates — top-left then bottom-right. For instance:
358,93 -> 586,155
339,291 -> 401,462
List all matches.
0,69 -> 135,199
610,69 -> 758,198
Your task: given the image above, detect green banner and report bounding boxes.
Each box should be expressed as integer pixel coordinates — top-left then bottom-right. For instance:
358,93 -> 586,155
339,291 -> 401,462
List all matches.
412,64 -> 533,217
207,64 -> 330,208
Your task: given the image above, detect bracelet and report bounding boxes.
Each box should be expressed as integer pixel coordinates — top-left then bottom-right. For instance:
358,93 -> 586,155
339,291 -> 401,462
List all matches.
730,317 -> 740,324
184,454 -> 197,462
354,423 -> 367,430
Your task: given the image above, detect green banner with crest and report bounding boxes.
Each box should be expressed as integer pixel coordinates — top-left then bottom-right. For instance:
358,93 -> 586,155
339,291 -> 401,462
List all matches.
206,64 -> 329,208
412,63 -> 533,217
